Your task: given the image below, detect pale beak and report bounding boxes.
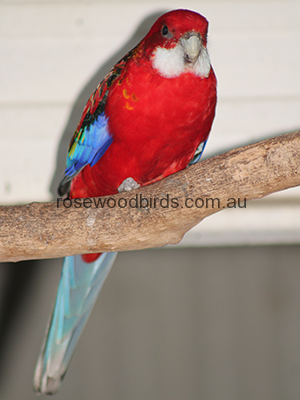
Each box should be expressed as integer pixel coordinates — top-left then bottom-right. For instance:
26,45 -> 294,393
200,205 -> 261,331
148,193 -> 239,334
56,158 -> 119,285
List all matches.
180,34 -> 201,64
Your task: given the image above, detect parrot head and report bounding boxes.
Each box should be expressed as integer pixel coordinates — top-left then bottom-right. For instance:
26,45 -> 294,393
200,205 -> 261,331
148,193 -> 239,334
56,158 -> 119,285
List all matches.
141,9 -> 211,79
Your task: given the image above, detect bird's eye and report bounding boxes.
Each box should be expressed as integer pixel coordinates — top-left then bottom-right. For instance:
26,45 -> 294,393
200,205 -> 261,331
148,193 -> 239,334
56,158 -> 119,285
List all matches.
161,25 -> 169,36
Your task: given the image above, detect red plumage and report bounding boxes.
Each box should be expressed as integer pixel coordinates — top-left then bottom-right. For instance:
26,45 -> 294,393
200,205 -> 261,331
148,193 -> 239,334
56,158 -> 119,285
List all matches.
71,70 -> 216,198
67,9 -> 217,261
70,10 -> 216,199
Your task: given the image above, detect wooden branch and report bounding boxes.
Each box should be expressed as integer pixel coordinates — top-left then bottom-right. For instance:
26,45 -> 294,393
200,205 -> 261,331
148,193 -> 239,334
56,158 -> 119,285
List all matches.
0,131 -> 299,262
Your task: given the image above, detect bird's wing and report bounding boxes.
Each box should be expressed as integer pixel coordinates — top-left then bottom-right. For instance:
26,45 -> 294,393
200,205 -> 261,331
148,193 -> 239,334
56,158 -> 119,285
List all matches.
58,45 -> 140,196
57,83 -> 112,195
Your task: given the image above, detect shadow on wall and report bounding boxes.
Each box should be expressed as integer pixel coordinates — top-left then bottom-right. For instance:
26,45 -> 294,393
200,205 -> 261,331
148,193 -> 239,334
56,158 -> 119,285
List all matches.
49,10 -> 166,198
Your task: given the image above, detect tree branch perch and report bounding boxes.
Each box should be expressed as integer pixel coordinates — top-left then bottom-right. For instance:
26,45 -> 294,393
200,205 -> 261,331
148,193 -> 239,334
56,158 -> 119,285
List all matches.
0,131 -> 299,263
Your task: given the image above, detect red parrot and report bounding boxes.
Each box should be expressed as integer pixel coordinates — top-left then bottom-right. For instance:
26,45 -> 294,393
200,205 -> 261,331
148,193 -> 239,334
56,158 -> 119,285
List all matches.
33,9 -> 217,394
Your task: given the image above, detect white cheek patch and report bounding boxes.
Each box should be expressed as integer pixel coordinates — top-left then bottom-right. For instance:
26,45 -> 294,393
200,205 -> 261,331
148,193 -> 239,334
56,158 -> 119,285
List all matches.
152,45 -> 186,78
193,46 -> 211,78
152,43 -> 211,79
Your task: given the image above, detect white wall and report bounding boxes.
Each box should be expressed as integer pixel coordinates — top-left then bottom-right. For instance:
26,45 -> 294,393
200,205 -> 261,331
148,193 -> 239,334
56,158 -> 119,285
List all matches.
1,0 -> 300,245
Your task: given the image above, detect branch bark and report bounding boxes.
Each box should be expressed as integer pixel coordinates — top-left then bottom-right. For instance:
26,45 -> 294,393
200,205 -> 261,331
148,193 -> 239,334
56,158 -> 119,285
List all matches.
0,131 -> 299,262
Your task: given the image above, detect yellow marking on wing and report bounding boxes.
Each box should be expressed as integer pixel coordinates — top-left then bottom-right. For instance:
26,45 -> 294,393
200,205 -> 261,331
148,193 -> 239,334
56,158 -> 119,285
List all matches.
69,143 -> 76,159
123,89 -> 130,99
125,102 -> 134,110
131,93 -> 138,102
126,77 -> 130,86
80,132 -> 86,144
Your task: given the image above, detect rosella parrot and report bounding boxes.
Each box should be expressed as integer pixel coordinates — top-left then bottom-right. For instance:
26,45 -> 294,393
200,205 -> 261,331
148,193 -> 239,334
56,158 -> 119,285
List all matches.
33,9 -> 217,394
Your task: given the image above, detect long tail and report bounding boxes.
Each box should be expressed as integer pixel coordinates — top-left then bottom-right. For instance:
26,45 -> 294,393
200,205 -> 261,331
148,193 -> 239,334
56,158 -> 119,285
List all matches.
33,252 -> 117,395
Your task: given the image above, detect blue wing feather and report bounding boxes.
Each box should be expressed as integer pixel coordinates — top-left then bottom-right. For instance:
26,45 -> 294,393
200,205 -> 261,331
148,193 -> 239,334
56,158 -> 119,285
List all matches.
33,252 -> 117,394
63,112 -> 113,182
188,140 -> 207,166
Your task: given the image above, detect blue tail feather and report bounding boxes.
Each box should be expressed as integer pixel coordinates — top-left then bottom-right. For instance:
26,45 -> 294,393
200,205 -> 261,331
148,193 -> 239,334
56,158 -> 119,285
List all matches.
33,252 -> 117,394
